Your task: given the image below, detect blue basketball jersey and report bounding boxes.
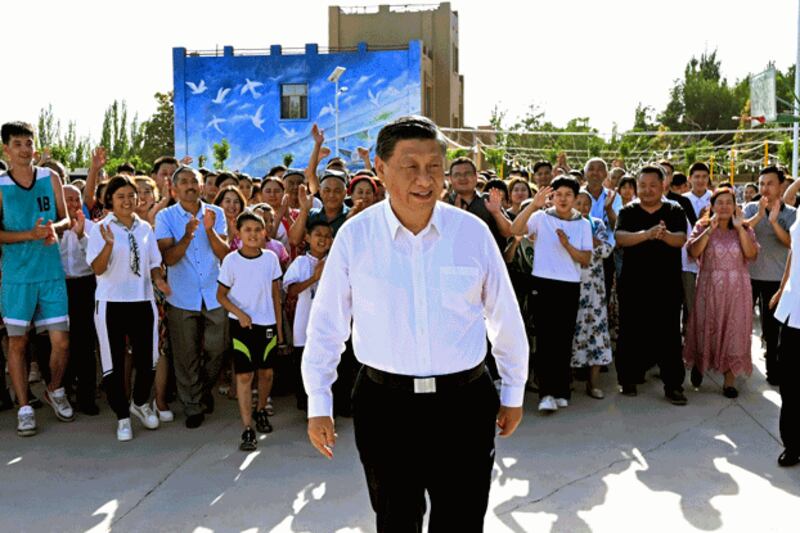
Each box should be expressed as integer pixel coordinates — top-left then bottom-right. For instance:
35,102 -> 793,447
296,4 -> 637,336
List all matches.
0,166 -> 65,283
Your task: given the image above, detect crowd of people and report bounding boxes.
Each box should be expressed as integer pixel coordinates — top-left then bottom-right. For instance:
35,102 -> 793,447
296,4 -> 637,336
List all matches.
0,118 -> 797,467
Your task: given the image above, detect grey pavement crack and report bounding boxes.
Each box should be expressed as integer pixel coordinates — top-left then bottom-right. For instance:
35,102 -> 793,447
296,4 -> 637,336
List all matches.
111,418 -> 238,526
497,403 -> 737,517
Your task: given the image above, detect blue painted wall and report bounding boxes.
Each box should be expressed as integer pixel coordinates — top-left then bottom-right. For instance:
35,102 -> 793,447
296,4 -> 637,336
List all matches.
173,41 -> 422,175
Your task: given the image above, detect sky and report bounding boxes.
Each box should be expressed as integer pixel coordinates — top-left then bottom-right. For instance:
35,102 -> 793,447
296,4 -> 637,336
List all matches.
0,0 -> 796,144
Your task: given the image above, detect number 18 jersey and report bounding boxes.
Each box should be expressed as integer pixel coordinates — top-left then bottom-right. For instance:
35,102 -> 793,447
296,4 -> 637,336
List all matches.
0,167 -> 65,283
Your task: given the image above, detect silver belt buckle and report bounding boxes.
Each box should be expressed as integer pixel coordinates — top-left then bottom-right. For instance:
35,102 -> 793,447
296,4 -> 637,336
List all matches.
414,377 -> 437,394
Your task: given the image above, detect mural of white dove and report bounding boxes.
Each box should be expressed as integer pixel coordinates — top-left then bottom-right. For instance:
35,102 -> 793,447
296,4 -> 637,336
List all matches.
318,103 -> 335,119
241,78 -> 264,99
212,87 -> 231,104
207,116 -> 226,135
251,105 -> 266,132
279,125 -> 297,138
368,89 -> 380,107
186,80 -> 207,94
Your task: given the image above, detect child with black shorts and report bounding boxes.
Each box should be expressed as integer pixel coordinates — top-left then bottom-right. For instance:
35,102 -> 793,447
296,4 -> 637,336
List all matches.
217,212 -> 284,451
283,220 -> 332,411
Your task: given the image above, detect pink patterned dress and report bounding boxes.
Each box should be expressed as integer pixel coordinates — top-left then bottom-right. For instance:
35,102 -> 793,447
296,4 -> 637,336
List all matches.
683,224 -> 758,376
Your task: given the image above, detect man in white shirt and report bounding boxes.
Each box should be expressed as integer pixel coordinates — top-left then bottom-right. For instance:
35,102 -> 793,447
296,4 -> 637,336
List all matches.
682,162 -> 712,319
302,116 -> 528,532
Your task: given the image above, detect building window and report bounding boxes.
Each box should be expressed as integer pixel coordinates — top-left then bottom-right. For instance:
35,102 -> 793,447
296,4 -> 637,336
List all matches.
452,44 -> 458,73
281,84 -> 308,119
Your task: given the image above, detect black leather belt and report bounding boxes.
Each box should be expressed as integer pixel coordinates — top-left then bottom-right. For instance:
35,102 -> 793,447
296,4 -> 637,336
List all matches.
364,363 -> 486,394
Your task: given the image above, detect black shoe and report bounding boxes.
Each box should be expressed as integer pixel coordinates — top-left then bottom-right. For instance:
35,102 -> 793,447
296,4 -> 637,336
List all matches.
778,449 -> 800,467
202,392 -> 215,415
78,402 -> 100,416
691,366 -> 703,388
239,427 -> 257,451
722,386 -> 739,399
620,384 -> 638,396
185,413 -> 205,429
255,408 -> 273,434
666,389 -> 688,406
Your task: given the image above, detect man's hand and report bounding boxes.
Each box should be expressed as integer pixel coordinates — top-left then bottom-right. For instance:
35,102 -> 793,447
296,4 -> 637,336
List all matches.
30,217 -> 50,241
758,196 -> 769,217
308,416 -> 337,459
604,189 -> 617,209
648,220 -> 667,240
184,216 -> 200,240
496,406 -> 523,437
770,290 -> 783,310
203,209 -> 216,231
237,311 -> 253,329
72,209 -> 86,238
769,199 -> 781,224
298,184 -> 314,212
311,123 -> 325,145
155,277 -> 172,296
485,188 -> 504,214
319,146 -> 332,160
43,220 -> 57,246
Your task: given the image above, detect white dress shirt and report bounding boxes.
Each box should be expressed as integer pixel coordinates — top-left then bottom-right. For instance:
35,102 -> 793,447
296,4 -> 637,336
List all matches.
302,200 -> 529,418
682,190 -> 712,274
775,218 -> 800,328
59,219 -> 95,278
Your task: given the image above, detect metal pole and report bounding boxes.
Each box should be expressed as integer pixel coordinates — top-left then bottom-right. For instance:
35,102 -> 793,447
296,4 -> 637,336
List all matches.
334,79 -> 340,158
794,0 -> 800,177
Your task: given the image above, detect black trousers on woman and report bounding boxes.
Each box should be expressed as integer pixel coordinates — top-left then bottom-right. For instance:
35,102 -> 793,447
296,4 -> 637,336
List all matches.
353,367 -> 499,533
531,276 -> 581,400
779,322 -> 800,453
94,300 -> 158,420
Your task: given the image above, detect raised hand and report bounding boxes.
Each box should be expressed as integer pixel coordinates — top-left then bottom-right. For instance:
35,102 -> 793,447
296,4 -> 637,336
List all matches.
91,147 -> 107,172
769,199 -> 781,223
184,216 -> 200,240
604,189 -> 617,209
99,224 -> 115,245
72,209 -> 86,238
351,198 -> 366,215
319,146 -> 332,160
758,196 -> 769,217
709,213 -> 719,232
298,184 -> 314,212
202,209 -> 216,231
357,146 -> 370,160
485,188 -> 504,214
532,186 -> 553,210
180,155 -> 193,166
311,123 -> 325,145
732,207 -> 744,229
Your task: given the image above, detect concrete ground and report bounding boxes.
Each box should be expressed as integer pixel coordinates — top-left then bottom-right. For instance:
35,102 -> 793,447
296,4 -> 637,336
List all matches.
0,334 -> 798,533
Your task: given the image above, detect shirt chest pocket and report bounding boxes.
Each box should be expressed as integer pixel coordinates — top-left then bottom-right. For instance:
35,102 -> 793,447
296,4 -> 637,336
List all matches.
439,266 -> 482,318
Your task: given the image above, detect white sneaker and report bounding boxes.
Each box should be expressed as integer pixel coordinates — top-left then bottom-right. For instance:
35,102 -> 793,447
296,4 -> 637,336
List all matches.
117,418 -> 133,441
28,362 -> 41,383
555,398 -> 569,408
17,405 -> 37,437
153,401 -> 174,423
538,396 -> 558,412
130,402 -> 160,429
44,387 -> 75,422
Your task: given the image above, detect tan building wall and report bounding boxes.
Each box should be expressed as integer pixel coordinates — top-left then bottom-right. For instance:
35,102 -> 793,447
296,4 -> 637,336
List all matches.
329,3 -> 463,128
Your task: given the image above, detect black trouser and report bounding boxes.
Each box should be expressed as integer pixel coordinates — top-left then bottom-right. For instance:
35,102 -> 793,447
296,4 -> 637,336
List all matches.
752,279 -> 782,381
602,255 -> 615,304
353,368 -> 499,533
293,346 -> 307,408
65,276 -> 97,406
333,337 -> 358,416
779,322 -> 800,452
532,276 -> 580,399
617,282 -> 685,391
95,301 -> 157,420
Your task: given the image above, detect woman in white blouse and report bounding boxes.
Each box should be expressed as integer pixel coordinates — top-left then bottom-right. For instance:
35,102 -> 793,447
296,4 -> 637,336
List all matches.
87,175 -> 171,442
770,216 -> 800,467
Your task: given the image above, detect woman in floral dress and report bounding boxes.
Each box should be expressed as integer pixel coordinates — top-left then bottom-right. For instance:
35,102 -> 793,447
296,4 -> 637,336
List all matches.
683,188 -> 759,398
572,191 -> 613,399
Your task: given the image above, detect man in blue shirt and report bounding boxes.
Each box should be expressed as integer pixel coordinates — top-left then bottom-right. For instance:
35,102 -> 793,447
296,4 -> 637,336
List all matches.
156,167 -> 228,428
585,157 -> 623,300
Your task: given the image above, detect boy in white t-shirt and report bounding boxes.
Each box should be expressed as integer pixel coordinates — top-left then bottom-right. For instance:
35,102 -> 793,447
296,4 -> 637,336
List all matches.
283,220 -> 332,411
217,212 -> 284,451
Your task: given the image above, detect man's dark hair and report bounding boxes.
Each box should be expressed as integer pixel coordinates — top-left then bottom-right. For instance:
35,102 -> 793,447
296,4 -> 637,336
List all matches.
533,160 -> 552,174
266,165 -> 287,177
449,156 -> 477,174
104,175 -> 138,209
638,165 -> 665,181
152,156 -> 179,175
376,115 -> 447,161
235,211 -> 265,231
1,122 -> 35,144
117,162 -> 136,174
171,165 -> 201,185
214,171 -> 239,189
688,162 -> 710,176
483,178 -> 509,201
671,172 -> 688,188
760,165 -> 785,183
550,176 -> 580,195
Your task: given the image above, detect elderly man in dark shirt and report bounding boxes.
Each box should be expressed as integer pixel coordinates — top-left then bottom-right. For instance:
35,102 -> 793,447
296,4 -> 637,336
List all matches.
445,157 -> 512,251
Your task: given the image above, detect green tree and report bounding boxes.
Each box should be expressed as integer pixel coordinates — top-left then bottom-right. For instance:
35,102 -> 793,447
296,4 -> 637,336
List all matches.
283,153 -> 294,167
36,104 -> 60,149
212,138 -> 231,170
139,92 -> 175,165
